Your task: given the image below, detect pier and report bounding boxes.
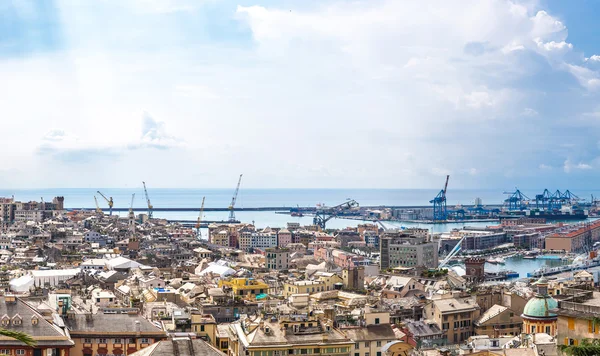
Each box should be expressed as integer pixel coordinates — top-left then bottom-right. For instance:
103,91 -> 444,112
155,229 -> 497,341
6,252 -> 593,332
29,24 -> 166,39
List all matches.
68,204 -> 504,212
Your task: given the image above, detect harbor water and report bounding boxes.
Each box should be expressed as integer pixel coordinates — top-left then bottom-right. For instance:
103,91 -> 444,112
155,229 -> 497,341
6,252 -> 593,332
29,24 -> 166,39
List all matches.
483,256 -> 571,280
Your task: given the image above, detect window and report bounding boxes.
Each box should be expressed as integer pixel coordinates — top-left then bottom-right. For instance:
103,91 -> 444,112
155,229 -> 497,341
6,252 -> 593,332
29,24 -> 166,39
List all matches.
0,350 -> 9,355
365,342 -> 370,347
531,326 -> 535,333
355,343 -> 359,350
377,353 -> 381,356
376,341 -> 381,347
114,338 -> 122,344
98,338 -> 107,344
375,318 -> 380,325
546,326 -> 551,334
129,338 -> 136,344
84,338 -> 92,343
141,338 -> 150,344
200,325 -> 205,332
16,351 -> 25,355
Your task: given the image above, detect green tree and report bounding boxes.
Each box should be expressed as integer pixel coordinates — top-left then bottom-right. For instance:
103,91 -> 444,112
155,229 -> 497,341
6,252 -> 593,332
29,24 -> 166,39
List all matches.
560,335 -> 600,356
0,329 -> 36,347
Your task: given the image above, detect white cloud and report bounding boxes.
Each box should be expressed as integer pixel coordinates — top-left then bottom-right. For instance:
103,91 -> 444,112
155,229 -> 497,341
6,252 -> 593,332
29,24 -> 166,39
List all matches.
130,112 -> 183,150
464,91 -> 494,108
42,129 -> 70,142
530,10 -> 567,41
534,38 -> 573,53
564,159 -> 593,173
502,41 -> 525,54
521,108 -> 539,117
403,57 -> 420,68
1,0 -> 600,188
174,85 -> 220,99
125,0 -> 206,14
539,164 -> 552,170
566,64 -> 600,90
585,55 -> 600,62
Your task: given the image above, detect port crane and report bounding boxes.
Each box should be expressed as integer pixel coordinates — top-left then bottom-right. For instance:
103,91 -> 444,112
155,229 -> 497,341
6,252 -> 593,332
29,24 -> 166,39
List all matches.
430,175 -> 449,221
503,188 -> 529,211
313,199 -> 359,230
195,197 -> 206,237
93,196 -> 103,215
142,181 -> 153,219
97,191 -> 114,215
228,174 -> 243,222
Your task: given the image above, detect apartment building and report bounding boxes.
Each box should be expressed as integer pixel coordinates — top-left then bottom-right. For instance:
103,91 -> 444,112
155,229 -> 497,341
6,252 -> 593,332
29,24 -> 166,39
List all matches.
342,308 -> 399,356
250,232 -> 277,249
551,288 -> 600,347
228,314 -> 353,356
545,220 -> 600,252
474,305 -> 523,337
380,233 -> 438,270
65,313 -> 167,356
219,278 -> 269,299
277,228 -> 292,247
265,248 -> 290,270
423,294 -> 481,345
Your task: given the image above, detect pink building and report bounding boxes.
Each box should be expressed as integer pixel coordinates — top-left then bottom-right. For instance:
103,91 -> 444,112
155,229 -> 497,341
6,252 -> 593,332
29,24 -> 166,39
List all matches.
278,229 -> 292,247
314,247 -> 365,268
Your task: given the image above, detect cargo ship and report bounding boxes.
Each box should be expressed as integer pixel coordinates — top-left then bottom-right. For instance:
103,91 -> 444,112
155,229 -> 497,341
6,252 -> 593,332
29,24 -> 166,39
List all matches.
499,207 -> 588,221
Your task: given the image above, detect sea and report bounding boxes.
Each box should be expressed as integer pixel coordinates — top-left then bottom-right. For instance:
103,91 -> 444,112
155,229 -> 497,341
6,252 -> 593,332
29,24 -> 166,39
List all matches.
0,187 -> 597,231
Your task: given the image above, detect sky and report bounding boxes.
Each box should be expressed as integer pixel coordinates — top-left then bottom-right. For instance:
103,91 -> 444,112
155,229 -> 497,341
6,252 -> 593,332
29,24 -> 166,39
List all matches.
1,0 -> 600,190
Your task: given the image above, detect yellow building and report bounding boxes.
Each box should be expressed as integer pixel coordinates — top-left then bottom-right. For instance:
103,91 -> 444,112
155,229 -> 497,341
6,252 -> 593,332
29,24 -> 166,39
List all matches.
228,314 -> 353,356
284,280 -> 326,297
423,294 -> 481,345
211,230 -> 230,247
191,312 -> 217,345
553,288 -> 600,347
474,305 -> 523,337
521,277 -> 557,336
216,324 -> 232,354
219,278 -> 269,299
316,272 -> 344,291
65,313 -> 167,356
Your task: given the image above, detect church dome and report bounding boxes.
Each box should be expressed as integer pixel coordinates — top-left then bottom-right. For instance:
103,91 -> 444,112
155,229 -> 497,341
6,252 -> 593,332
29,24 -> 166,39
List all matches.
522,276 -> 558,319
523,295 -> 558,318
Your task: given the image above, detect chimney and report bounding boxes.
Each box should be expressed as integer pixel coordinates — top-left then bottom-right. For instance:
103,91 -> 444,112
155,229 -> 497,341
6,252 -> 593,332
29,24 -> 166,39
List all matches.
4,294 -> 16,304
135,320 -> 141,335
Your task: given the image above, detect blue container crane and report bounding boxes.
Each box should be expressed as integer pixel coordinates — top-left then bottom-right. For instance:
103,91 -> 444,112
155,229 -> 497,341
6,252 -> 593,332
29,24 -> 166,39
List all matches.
430,175 -> 449,221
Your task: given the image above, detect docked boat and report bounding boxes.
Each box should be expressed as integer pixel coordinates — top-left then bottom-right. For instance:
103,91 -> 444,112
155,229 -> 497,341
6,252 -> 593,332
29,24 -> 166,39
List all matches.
486,257 -> 506,264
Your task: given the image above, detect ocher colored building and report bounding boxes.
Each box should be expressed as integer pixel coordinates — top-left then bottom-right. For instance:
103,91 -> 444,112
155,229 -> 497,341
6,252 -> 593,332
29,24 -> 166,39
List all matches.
474,305 -> 522,337
423,294 -> 480,345
191,312 -> 217,345
521,278 -> 557,337
551,288 -> 600,347
219,278 -> 269,299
